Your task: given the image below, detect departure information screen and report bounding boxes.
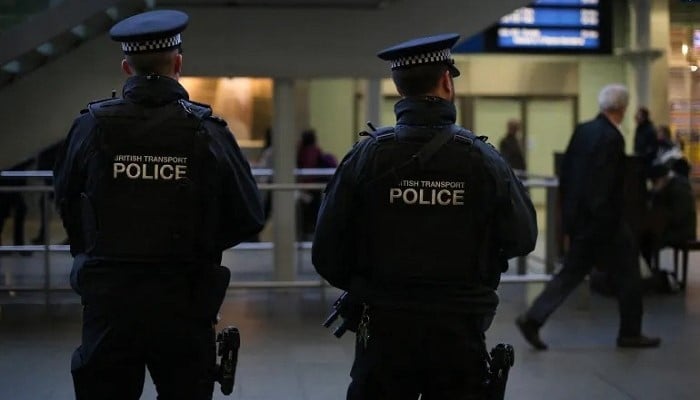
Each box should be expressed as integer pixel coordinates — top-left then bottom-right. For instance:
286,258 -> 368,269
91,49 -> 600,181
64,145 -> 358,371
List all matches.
454,0 -> 612,54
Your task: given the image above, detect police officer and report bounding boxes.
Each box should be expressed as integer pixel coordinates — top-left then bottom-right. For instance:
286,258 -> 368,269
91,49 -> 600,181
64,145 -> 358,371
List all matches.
53,10 -> 264,400
312,33 -> 537,400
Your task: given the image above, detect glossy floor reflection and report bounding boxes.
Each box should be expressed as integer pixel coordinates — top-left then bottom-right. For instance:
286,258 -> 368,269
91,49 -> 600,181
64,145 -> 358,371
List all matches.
1,249 -> 699,399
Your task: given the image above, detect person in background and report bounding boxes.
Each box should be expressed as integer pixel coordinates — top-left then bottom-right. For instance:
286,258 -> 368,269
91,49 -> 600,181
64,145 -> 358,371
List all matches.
0,179 -> 27,253
654,125 -> 683,168
498,118 -> 526,172
296,129 -> 336,239
0,159 -> 32,255
253,128 -> 273,221
516,84 -> 661,350
641,159 -> 696,267
634,107 -> 658,175
32,139 -> 65,245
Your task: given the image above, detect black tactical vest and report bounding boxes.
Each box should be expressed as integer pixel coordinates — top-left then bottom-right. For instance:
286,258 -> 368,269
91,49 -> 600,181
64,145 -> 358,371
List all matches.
361,125 -> 492,290
82,98 -> 214,263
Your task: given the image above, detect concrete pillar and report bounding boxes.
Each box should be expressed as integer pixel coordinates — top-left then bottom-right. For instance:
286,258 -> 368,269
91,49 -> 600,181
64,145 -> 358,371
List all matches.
630,0 -> 653,108
366,78 -> 382,126
272,78 -> 297,281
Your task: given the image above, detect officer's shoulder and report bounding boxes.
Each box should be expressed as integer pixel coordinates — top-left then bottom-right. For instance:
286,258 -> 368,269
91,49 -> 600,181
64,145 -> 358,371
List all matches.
358,125 -> 395,143
206,114 -> 227,126
451,127 -> 476,145
453,127 -> 494,151
459,129 -> 511,171
83,97 -> 126,116
182,99 -> 227,126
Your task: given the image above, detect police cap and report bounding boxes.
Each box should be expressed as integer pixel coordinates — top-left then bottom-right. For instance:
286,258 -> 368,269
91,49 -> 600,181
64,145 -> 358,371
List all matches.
109,10 -> 189,54
377,33 -> 461,77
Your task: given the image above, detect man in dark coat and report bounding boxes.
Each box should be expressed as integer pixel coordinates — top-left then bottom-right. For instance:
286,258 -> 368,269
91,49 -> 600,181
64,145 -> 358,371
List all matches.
54,10 -> 264,399
498,118 -> 526,171
313,33 -> 537,400
634,107 -> 658,175
516,84 -> 661,350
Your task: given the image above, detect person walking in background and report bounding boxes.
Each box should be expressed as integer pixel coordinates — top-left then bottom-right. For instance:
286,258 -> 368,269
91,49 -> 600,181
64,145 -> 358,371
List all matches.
498,118 -> 526,172
516,84 -> 661,350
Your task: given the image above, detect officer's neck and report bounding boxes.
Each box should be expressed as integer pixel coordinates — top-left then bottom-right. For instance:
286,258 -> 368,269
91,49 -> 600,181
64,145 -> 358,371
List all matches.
423,87 -> 452,102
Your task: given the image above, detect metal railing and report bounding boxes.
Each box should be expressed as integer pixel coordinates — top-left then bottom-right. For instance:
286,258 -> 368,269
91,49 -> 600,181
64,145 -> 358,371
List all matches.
0,169 -> 561,302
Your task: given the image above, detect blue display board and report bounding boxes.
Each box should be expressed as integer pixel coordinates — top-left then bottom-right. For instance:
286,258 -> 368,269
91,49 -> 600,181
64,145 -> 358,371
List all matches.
454,0 -> 611,54
533,0 -> 598,5
498,28 -> 600,49
500,8 -> 598,27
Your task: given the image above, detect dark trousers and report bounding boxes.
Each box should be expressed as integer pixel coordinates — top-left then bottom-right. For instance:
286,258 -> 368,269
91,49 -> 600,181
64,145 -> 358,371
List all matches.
347,309 -> 487,400
526,223 -> 644,337
71,270 -> 216,400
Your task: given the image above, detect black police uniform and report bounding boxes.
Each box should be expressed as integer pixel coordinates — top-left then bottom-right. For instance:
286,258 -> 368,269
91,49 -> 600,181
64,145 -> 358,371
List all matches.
53,10 -> 264,400
312,34 -> 537,400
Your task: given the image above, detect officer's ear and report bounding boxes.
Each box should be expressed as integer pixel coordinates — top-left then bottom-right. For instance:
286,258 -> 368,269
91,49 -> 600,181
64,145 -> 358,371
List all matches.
440,69 -> 454,98
173,53 -> 183,77
121,59 -> 134,76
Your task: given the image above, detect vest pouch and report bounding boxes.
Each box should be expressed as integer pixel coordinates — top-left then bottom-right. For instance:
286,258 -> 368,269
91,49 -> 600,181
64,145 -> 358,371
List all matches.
92,153 -> 201,261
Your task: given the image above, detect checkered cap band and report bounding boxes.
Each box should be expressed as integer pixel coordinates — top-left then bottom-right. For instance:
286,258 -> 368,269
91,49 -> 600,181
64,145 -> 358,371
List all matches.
390,48 -> 452,69
121,33 -> 181,53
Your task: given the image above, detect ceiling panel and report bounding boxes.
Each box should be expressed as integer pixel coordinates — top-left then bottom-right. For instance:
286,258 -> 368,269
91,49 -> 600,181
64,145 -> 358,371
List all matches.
158,0 -> 392,8
670,0 -> 700,25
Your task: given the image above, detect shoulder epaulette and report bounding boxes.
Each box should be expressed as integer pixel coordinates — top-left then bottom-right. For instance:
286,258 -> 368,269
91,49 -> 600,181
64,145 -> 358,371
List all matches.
374,126 -> 396,142
86,98 -> 127,118
207,115 -> 227,126
87,97 -> 124,110
359,126 -> 395,141
87,97 -> 118,107
178,99 -> 226,126
179,99 -> 226,126
468,131 -> 499,155
187,99 -> 211,109
178,99 -> 212,120
453,128 -> 475,145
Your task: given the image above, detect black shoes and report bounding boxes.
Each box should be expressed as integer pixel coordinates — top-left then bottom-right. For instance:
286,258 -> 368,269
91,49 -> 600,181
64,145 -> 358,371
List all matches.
516,315 -> 548,350
617,335 -> 661,349
516,315 -> 661,349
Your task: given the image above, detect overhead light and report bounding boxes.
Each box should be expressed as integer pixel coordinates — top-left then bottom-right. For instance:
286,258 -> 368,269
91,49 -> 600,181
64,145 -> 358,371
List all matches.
36,43 -> 55,56
71,25 -> 87,39
2,61 -> 21,74
682,44 -> 689,56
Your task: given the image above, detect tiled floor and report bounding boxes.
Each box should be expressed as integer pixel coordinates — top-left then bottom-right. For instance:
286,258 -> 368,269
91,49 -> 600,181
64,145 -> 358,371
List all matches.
1,244 -> 699,399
